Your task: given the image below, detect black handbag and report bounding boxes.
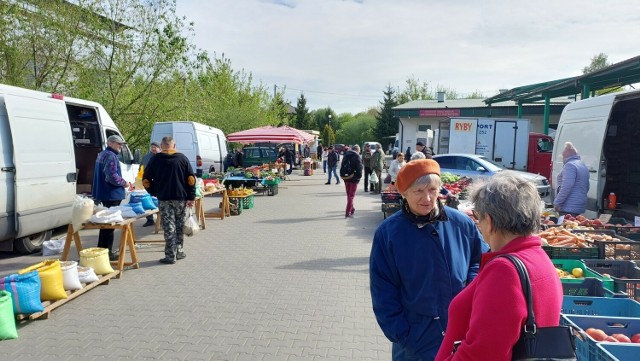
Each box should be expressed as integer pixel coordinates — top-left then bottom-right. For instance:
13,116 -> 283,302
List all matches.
500,254 -> 577,361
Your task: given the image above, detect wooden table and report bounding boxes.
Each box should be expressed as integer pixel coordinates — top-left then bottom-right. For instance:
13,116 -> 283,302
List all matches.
62,209 -> 159,279
153,188 -> 230,234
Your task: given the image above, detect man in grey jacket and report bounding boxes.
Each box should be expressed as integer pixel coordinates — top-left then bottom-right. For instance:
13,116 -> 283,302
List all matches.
553,142 -> 589,215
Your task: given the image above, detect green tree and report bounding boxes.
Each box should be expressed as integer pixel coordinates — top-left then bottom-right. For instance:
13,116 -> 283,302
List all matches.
582,53 -> 610,74
321,124 -> 335,146
375,85 -> 398,150
294,93 -> 311,129
397,76 -> 432,104
335,112 -> 376,146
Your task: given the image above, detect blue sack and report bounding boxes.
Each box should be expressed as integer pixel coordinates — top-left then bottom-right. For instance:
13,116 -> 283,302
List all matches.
0,271 -> 44,314
141,194 -> 156,210
128,202 -> 145,214
129,191 -> 147,204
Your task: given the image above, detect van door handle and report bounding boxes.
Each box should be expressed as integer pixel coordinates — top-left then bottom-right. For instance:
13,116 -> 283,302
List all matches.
1,167 -> 15,172
67,172 -> 77,182
589,169 -> 597,173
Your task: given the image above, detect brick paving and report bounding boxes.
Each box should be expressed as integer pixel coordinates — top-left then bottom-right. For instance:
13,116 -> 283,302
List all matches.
0,168 -> 392,360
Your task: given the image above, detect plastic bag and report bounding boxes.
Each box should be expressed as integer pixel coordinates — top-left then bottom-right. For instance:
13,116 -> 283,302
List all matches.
0,271 -> 44,314
370,171 -> 379,184
42,237 -> 65,256
89,208 -> 124,224
0,290 -> 18,339
183,207 -> 199,237
72,195 -> 94,232
60,261 -> 82,291
77,266 -> 99,284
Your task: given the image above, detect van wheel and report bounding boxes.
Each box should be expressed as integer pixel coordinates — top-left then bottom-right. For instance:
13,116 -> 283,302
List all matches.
14,230 -> 52,254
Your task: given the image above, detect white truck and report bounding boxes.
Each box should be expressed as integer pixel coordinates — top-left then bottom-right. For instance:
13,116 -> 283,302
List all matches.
436,117 -> 530,171
0,84 -> 139,253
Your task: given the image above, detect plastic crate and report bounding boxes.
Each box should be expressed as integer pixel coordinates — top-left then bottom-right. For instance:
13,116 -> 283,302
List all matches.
562,315 -> 640,361
267,184 -> 278,196
228,198 -> 243,216
562,296 -> 640,317
381,192 -> 401,203
242,195 -> 254,209
595,239 -> 640,261
543,245 -> 600,260
553,259 -> 615,292
596,343 -> 640,361
583,260 -> 640,302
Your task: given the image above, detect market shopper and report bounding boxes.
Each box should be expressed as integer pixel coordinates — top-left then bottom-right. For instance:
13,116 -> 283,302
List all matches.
435,172 -> 563,360
370,144 -> 385,193
325,146 -> 340,185
361,143 -> 373,192
321,146 -> 329,173
234,148 -> 244,168
141,141 -> 161,227
388,152 -> 406,185
416,141 -> 433,159
143,136 -> 196,265
92,135 -> 131,261
370,159 -> 487,361
340,145 -> 363,218
553,142 -> 589,215
410,151 -> 426,161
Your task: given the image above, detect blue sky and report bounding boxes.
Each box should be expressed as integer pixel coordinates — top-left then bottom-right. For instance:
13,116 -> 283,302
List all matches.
176,0 -> 639,114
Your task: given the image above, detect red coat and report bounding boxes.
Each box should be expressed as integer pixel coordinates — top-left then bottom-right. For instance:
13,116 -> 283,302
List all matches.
435,235 -> 563,361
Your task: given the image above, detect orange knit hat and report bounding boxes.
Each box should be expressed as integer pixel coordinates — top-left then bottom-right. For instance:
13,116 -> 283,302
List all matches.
395,159 -> 441,193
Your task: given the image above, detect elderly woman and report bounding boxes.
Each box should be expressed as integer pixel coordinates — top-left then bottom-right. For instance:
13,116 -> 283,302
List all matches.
435,172 -> 563,361
388,152 -> 406,185
370,159 -> 488,360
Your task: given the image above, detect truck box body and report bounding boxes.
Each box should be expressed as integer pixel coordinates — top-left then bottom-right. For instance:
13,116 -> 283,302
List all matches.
150,121 -> 228,177
0,84 -> 138,252
552,89 -> 640,219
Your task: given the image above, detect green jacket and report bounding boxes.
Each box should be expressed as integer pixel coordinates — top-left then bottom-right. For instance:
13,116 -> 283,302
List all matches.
371,150 -> 385,172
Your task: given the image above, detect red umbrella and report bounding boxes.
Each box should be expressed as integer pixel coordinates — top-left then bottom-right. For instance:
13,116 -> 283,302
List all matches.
227,125 -> 315,144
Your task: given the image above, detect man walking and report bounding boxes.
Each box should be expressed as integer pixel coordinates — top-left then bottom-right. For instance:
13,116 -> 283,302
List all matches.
141,141 -> 161,227
325,146 -> 340,185
340,145 -> 363,218
92,135 -> 131,261
361,143 -> 373,192
370,144 -> 385,194
143,136 -> 196,264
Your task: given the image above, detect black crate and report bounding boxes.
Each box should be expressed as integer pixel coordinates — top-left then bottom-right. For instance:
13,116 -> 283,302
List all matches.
583,259 -> 640,302
542,245 -> 600,260
267,184 -> 278,196
594,239 -> 640,261
381,192 -> 401,203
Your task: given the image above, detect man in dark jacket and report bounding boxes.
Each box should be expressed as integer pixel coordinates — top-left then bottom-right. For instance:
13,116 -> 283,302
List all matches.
340,145 -> 363,218
325,146 -> 340,184
416,141 -> 433,159
143,136 -> 196,264
283,146 -> 294,174
361,144 -> 373,192
92,135 -> 131,261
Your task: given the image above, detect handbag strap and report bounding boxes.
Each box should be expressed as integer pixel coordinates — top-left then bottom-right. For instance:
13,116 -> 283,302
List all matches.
497,254 -> 536,334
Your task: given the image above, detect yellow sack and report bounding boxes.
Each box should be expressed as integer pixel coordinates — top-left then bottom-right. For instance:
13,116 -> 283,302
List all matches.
79,248 -> 114,275
18,260 -> 68,301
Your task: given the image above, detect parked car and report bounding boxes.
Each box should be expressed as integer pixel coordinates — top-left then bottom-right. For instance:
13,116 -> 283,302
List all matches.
242,146 -> 278,167
333,144 -> 346,154
432,153 -> 551,197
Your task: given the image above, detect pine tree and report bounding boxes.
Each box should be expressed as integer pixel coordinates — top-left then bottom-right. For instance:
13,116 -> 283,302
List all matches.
294,93 -> 310,129
375,85 -> 398,150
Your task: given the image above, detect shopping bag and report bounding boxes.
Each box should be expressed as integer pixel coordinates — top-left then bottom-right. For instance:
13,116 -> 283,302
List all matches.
19,260 -> 68,301
79,248 -> 115,275
183,207 -> 199,237
384,174 -> 392,184
0,290 -> 18,340
369,171 -> 379,184
0,271 -> 43,314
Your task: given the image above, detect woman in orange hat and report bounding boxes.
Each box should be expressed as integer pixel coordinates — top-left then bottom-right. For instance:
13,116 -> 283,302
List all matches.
369,159 -> 488,360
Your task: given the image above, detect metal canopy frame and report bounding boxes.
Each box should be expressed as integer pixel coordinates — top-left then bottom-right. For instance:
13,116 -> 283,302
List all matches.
484,55 -> 640,134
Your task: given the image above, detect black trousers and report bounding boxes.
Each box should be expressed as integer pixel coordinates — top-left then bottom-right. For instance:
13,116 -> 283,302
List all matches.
96,200 -> 123,253
363,167 -> 372,190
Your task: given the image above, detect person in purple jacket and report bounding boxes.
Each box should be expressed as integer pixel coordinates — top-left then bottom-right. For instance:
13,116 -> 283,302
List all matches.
553,142 -> 589,215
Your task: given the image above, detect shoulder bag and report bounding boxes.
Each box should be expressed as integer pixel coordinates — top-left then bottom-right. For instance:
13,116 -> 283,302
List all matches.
500,254 -> 577,361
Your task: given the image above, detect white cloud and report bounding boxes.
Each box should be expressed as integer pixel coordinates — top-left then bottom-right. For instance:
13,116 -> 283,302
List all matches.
177,0 -> 640,113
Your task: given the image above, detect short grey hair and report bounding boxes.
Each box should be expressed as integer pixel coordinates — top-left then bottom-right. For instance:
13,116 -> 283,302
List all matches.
406,173 -> 442,216
470,171 -> 541,235
411,152 -> 426,161
352,145 -> 360,152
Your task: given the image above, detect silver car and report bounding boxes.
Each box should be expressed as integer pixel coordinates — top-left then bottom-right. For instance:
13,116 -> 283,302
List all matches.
432,153 -> 551,197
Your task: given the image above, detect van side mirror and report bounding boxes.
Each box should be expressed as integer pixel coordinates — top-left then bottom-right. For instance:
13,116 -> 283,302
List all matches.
133,149 -> 141,164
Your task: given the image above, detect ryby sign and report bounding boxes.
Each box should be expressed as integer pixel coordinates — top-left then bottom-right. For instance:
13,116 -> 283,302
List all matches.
454,121 -> 474,131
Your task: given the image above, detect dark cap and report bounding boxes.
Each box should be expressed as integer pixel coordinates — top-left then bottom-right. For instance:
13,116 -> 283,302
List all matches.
150,141 -> 161,148
416,141 -> 425,147
107,135 -> 126,144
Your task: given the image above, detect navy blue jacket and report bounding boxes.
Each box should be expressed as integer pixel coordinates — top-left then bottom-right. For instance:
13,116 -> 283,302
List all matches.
370,206 -> 487,359
92,147 -> 126,201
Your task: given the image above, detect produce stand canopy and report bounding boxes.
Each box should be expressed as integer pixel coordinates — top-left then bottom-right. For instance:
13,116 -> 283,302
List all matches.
227,126 -> 315,145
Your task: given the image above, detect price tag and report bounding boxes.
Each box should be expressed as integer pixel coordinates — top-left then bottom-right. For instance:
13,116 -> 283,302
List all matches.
557,215 -> 565,225
635,216 -> 640,227
599,214 -> 612,224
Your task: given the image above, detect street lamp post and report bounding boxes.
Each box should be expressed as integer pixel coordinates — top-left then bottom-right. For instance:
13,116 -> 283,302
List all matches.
327,114 -> 332,145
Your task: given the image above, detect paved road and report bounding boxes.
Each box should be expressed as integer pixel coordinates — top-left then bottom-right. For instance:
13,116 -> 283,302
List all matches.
0,168 -> 393,360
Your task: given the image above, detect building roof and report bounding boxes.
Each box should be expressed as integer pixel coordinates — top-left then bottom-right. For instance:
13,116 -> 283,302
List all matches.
393,97 -> 569,111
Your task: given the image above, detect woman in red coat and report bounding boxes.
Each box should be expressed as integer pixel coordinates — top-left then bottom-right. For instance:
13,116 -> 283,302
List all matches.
436,171 -> 563,361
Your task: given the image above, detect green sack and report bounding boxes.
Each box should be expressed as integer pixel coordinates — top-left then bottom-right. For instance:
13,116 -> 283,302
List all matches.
0,290 -> 18,340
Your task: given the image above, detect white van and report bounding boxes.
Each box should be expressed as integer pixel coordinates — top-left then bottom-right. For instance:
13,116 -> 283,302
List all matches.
551,88 -> 640,218
0,84 -> 138,253
150,121 -> 228,177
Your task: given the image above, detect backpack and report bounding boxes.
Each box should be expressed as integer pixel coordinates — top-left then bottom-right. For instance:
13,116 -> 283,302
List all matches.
340,153 -> 355,180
